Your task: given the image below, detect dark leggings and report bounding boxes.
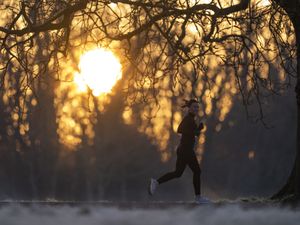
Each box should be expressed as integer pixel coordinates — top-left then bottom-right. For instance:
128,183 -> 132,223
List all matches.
157,149 -> 201,195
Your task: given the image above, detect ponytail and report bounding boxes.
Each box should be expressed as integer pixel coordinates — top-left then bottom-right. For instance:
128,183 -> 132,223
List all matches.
181,99 -> 199,108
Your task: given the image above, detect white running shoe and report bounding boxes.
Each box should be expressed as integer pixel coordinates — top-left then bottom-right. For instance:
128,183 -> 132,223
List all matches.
195,195 -> 211,204
148,178 -> 159,196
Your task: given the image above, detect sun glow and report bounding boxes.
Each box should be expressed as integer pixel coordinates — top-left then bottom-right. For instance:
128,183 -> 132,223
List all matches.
74,48 -> 122,96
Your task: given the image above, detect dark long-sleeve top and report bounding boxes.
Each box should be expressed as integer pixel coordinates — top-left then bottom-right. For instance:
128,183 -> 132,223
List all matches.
177,112 -> 203,150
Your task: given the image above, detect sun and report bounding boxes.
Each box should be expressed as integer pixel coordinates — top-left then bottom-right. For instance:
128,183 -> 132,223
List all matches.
74,48 -> 122,96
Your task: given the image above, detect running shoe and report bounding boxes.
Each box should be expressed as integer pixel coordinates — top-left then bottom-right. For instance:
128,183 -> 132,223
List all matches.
148,178 -> 159,196
195,195 -> 211,204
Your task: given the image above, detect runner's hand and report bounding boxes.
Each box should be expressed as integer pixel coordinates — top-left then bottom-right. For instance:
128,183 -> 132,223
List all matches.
198,122 -> 204,130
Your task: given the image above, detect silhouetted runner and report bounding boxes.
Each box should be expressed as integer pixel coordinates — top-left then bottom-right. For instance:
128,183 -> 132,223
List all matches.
148,99 -> 210,204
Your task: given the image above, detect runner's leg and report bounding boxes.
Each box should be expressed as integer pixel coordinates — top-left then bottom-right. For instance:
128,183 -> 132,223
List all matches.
187,153 -> 201,196
157,153 -> 186,184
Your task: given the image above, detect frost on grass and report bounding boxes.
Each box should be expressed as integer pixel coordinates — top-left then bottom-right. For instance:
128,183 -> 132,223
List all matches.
0,204 -> 299,225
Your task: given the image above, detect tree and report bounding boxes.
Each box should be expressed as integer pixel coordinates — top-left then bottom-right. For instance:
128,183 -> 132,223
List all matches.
0,0 -> 298,200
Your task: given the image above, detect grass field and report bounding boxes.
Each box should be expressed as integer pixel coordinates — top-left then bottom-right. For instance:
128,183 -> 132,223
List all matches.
0,200 -> 299,225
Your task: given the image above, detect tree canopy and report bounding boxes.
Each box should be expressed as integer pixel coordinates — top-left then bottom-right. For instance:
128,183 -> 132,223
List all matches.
0,0 -> 295,109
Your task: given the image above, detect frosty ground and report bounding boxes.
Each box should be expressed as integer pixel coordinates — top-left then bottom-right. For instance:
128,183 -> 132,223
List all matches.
0,201 -> 299,225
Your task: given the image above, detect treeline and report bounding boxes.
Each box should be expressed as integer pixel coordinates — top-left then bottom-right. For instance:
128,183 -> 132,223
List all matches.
0,76 -> 296,201
0,85 -> 166,200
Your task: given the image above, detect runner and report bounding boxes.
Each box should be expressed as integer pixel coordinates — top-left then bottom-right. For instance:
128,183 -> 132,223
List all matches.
148,99 -> 210,204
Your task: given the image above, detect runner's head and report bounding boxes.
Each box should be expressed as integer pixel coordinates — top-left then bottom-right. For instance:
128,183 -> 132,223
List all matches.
182,99 -> 199,116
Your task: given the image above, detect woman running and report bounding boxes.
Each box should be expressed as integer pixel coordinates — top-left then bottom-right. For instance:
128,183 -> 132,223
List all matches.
148,99 -> 210,204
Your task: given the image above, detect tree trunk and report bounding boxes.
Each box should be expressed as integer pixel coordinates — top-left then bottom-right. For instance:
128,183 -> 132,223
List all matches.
294,15 -> 300,199
272,3 -> 300,200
